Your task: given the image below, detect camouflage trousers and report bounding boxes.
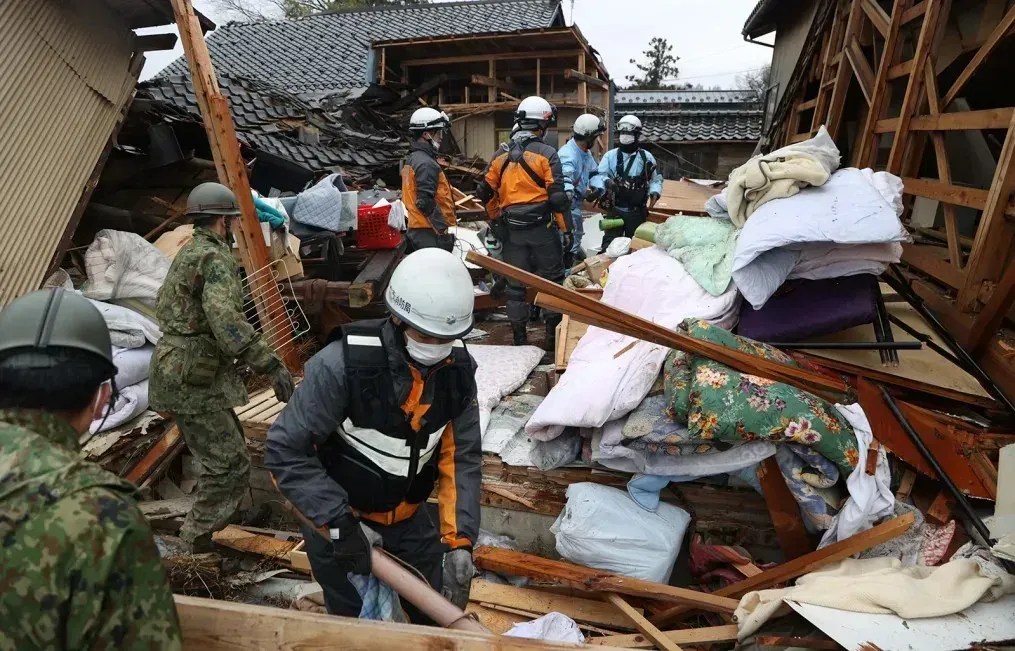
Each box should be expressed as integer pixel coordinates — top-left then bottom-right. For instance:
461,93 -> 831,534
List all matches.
175,410 -> 250,545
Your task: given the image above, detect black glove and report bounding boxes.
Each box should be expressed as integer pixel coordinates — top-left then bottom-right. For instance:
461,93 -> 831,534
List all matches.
650,192 -> 661,201
566,190 -> 574,204
329,515 -> 377,575
561,231 -> 575,254
270,365 -> 295,403
585,186 -> 603,203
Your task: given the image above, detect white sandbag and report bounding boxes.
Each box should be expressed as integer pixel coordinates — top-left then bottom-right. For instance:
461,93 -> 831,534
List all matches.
505,612 -> 585,644
86,297 -> 162,347
468,344 -> 545,435
551,482 -> 691,583
111,345 -> 154,388
90,380 -> 150,434
82,229 -> 170,306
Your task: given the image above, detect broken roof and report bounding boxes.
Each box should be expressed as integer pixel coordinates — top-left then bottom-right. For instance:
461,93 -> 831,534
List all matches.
139,74 -> 406,175
158,0 -> 564,94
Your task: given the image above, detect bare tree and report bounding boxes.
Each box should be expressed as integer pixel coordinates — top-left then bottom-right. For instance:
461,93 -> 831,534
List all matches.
737,64 -> 772,102
212,0 -> 428,21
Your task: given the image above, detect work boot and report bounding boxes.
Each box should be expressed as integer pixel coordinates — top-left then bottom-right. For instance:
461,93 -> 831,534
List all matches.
529,305 -> 542,322
573,247 -> 587,262
184,533 -> 215,555
512,323 -> 528,346
544,321 -> 557,353
490,277 -> 507,299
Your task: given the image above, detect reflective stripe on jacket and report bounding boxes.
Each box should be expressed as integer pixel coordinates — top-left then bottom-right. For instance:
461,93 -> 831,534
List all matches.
265,319 -> 481,550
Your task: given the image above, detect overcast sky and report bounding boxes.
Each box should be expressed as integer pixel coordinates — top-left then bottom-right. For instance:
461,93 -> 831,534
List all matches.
140,0 -> 772,89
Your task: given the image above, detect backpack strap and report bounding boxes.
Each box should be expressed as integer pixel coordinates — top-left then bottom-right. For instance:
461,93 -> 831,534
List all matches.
507,141 -> 547,189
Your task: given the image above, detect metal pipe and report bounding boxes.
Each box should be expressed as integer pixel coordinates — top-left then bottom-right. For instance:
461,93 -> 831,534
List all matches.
878,385 -> 995,549
874,289 -> 900,366
886,314 -> 966,368
883,270 -> 1015,414
770,341 -> 923,350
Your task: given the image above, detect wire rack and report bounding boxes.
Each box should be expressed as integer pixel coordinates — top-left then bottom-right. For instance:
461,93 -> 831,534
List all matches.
240,261 -> 310,353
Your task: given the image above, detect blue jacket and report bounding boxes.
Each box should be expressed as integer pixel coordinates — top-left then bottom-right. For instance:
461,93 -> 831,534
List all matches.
589,147 -> 664,199
558,138 -> 598,220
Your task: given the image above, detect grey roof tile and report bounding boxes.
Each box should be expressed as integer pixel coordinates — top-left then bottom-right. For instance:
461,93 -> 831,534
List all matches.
157,0 -> 562,94
631,110 -> 764,143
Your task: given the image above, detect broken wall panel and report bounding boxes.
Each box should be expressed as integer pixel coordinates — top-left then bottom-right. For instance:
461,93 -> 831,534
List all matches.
0,0 -> 140,306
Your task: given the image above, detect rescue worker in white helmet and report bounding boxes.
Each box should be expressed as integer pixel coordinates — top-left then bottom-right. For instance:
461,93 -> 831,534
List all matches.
475,96 -> 571,348
402,107 -> 456,252
266,248 -> 481,622
558,113 -> 605,265
585,114 -> 663,252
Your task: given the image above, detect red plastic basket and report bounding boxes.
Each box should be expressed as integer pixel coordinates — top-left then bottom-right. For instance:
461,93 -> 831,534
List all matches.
356,205 -> 402,250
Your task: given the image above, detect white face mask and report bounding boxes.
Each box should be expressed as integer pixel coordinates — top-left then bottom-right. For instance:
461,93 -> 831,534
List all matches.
619,134 -> 636,145
405,335 -> 454,366
429,134 -> 443,151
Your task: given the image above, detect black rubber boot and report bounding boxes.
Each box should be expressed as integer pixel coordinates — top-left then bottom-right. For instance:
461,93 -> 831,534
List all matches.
512,323 -> 528,346
544,321 -> 557,353
529,305 -> 542,322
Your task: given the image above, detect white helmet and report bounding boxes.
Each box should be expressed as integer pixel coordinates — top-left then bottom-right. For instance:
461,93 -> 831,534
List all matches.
617,114 -> 642,134
409,107 -> 450,134
515,96 -> 557,130
384,248 -> 474,339
573,113 -> 605,139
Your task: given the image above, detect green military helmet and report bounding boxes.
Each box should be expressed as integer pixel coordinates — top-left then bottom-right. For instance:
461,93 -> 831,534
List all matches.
0,289 -> 114,370
186,181 -> 242,217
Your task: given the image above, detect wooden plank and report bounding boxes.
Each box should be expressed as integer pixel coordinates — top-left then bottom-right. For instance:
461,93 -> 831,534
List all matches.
923,67 -> 965,270
887,0 -> 950,173
757,636 -> 840,650
844,37 -> 875,104
877,109 -> 1015,133
855,0 -> 908,167
472,546 -> 740,614
828,0 -> 867,138
887,58 -> 914,80
577,52 -> 588,106
470,74 -> 519,95
968,263 -> 1015,354
531,290 -> 848,400
861,0 -> 891,36
902,243 -> 965,289
901,177 -> 989,210
404,48 -> 583,67
942,4 -> 1015,107
651,513 -> 917,627
349,248 -> 401,308
174,595 -> 631,650
125,425 -> 182,485
959,110 -> 1015,311
565,68 -> 608,89
605,594 -> 683,651
589,624 -> 739,649
470,580 -> 635,630
465,604 -> 529,635
136,33 -> 179,51
902,0 -> 928,23
211,524 -> 299,559
757,457 -> 813,560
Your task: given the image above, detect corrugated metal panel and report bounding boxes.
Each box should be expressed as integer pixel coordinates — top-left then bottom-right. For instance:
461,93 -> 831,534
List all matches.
0,0 -> 137,307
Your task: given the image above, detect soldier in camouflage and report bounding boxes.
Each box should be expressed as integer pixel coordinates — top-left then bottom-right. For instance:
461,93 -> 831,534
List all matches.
0,288 -> 182,649
150,182 -> 294,551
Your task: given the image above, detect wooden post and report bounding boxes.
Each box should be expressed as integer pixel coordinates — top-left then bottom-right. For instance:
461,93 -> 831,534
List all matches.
855,0 -> 911,167
757,457 -> 813,561
168,0 -> 298,371
577,52 -> 588,106
536,58 -> 541,96
488,59 -> 497,103
379,47 -> 386,84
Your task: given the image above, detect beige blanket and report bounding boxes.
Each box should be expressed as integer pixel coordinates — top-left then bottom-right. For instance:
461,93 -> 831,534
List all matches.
726,125 -> 840,227
735,557 -> 1015,640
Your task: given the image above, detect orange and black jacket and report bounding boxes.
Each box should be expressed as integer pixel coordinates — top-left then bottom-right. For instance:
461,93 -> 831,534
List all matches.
401,141 -> 457,232
477,135 -> 570,232
265,318 -> 480,550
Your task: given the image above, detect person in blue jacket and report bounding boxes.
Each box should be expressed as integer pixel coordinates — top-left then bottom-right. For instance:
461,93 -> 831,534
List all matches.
558,113 -> 605,264
586,114 -> 663,252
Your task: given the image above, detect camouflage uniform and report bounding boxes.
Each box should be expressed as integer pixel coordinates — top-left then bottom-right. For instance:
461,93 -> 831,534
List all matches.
150,226 -> 280,545
0,409 -> 181,650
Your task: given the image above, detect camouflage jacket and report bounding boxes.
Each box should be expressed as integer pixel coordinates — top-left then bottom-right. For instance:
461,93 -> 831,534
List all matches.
0,409 -> 182,650
150,227 -> 279,414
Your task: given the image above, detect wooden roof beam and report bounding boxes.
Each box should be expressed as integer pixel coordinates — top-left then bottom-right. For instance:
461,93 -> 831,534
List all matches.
942,4 -> 1015,107
845,37 -> 875,104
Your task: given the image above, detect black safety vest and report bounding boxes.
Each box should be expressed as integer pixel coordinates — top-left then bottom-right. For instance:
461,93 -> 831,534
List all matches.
317,319 -> 476,514
613,149 -> 653,212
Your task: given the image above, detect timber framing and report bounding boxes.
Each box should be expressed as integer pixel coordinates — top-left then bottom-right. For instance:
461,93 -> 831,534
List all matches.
765,0 -> 1015,400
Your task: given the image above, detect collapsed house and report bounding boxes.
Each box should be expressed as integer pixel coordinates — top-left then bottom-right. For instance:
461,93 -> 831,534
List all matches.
615,90 -> 763,180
